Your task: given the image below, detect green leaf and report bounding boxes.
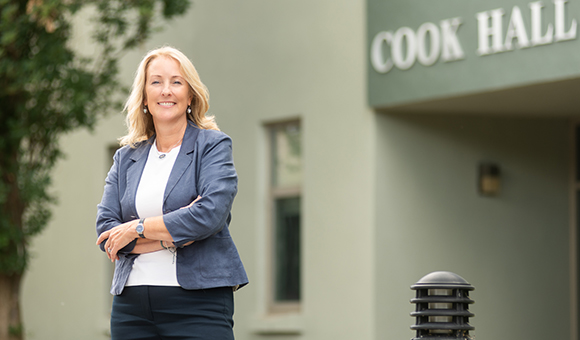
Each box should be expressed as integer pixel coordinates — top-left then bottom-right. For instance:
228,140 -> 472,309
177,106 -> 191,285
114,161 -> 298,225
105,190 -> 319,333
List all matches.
0,30 -> 17,46
163,0 -> 190,17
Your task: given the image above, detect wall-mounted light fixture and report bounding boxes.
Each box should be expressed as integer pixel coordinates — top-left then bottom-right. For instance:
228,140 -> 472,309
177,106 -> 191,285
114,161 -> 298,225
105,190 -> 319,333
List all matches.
478,162 -> 501,196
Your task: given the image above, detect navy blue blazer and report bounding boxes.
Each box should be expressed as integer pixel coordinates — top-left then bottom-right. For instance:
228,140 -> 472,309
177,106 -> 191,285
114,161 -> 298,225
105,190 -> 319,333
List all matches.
96,122 -> 248,295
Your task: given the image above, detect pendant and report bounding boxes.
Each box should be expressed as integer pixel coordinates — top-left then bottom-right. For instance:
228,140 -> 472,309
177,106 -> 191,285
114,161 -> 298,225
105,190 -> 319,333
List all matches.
159,154 -> 166,159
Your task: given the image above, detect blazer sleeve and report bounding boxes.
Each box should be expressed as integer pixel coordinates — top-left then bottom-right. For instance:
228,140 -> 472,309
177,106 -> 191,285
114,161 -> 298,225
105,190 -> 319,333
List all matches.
162,131 -> 238,247
96,148 -> 137,254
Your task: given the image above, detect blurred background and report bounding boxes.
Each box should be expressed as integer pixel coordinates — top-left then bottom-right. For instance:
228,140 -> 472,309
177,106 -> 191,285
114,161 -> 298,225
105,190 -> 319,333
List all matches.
18,0 -> 580,339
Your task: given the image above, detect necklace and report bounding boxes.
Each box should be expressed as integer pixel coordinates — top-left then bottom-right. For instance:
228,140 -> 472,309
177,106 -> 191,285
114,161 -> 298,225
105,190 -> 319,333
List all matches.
155,138 -> 182,159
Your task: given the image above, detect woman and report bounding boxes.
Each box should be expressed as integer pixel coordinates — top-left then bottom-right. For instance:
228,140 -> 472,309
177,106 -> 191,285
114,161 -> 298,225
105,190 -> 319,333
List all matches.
96,46 -> 248,340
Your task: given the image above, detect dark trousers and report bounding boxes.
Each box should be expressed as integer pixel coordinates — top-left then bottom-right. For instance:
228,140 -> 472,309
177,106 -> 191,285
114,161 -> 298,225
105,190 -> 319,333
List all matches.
111,286 -> 235,340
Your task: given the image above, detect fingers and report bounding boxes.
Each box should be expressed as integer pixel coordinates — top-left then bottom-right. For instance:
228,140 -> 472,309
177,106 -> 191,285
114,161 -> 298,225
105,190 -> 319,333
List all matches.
180,195 -> 202,209
104,239 -> 115,262
97,230 -> 117,262
100,226 -> 124,262
180,202 -> 194,209
107,229 -> 126,262
96,230 -> 110,245
106,241 -> 121,262
97,220 -> 138,262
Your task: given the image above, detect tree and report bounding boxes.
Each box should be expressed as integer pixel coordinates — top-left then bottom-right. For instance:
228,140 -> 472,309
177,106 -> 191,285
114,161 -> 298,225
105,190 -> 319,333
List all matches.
0,1 -> 190,338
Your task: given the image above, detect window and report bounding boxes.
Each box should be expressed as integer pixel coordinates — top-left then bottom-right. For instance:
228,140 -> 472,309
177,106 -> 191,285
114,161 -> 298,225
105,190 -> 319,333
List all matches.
268,121 -> 302,311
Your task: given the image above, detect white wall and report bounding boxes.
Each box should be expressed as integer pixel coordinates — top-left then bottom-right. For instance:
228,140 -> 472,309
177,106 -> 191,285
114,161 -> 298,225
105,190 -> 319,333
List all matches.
374,114 -> 571,340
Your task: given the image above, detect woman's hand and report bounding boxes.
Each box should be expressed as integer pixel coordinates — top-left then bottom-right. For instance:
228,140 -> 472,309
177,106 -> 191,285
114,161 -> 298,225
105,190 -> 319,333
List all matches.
97,196 -> 201,261
96,219 -> 139,262
180,195 -> 202,210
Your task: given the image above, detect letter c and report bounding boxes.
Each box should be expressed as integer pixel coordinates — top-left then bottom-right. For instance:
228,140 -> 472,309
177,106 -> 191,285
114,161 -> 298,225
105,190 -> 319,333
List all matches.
370,31 -> 394,73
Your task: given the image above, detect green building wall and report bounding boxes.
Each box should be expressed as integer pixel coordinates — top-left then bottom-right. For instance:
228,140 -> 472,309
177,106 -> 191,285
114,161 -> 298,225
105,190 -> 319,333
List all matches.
20,1 -> 577,340
375,114 -> 571,340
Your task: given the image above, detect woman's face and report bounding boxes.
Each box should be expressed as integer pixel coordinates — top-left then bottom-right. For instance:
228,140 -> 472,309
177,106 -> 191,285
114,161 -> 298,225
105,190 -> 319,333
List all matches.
144,56 -> 192,126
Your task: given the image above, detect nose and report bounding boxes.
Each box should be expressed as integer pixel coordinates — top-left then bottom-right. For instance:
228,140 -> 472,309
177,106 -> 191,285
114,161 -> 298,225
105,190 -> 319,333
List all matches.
161,84 -> 171,96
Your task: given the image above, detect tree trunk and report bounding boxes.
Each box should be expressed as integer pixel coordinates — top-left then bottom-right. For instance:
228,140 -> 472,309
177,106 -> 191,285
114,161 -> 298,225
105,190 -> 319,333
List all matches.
0,274 -> 23,340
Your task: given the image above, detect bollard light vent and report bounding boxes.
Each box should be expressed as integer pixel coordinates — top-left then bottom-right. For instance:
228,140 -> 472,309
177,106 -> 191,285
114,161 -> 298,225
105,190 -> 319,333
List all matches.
410,271 -> 474,340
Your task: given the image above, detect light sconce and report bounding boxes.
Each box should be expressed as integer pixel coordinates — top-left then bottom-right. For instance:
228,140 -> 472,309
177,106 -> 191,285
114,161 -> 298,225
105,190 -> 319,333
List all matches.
478,163 -> 501,196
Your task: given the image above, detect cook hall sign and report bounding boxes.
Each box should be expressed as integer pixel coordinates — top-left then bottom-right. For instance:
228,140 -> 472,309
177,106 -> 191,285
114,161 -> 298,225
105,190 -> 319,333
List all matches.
370,0 -> 578,74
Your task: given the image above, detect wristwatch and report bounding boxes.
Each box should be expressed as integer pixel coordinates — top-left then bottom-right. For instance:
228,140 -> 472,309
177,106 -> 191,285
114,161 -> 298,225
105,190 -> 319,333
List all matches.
136,218 -> 145,238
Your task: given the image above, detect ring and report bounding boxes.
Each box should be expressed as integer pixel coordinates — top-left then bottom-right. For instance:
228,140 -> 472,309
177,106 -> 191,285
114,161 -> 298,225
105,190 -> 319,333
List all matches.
108,248 -> 112,253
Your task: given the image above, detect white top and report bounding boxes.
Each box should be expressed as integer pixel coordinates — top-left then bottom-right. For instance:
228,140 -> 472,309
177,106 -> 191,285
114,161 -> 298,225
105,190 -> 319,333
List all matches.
126,141 -> 181,287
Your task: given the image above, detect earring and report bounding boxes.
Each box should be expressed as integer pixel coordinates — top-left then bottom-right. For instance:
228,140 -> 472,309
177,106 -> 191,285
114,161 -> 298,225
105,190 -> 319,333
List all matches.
143,106 -> 148,114
187,106 -> 192,114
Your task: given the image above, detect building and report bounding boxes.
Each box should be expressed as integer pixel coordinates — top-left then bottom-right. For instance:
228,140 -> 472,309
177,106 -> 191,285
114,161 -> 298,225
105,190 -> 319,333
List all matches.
21,1 -> 580,339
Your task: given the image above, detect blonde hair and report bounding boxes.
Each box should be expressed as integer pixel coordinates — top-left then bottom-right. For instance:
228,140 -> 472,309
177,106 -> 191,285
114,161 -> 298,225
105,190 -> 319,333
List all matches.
119,46 -> 218,147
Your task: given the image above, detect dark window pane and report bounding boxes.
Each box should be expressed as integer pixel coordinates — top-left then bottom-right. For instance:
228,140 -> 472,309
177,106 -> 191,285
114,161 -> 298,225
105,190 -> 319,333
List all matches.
274,196 -> 301,302
576,125 -> 580,181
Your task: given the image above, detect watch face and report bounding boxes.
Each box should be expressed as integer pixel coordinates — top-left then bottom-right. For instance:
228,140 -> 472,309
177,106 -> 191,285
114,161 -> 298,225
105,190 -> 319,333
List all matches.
136,224 -> 144,234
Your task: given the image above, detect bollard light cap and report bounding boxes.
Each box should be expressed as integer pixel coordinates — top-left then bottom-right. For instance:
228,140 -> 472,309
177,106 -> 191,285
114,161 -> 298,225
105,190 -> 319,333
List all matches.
411,271 -> 474,290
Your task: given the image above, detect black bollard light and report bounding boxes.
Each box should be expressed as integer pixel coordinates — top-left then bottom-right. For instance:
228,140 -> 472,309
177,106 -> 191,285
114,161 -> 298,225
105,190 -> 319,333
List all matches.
410,271 -> 474,340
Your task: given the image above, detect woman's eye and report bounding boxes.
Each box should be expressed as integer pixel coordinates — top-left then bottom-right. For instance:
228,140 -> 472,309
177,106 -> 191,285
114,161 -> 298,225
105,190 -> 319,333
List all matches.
174,81 -> 182,85
151,81 -> 159,85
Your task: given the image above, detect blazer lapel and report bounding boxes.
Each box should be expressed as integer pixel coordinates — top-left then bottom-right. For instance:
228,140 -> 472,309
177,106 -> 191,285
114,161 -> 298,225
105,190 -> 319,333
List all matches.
125,138 -> 153,219
163,122 -> 200,206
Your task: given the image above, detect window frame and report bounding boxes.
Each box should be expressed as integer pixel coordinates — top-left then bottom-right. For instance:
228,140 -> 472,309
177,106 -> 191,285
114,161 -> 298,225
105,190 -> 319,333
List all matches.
265,120 -> 302,314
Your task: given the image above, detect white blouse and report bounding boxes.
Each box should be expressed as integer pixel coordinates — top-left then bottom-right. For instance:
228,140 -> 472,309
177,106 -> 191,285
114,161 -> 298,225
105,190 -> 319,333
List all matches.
126,141 -> 181,287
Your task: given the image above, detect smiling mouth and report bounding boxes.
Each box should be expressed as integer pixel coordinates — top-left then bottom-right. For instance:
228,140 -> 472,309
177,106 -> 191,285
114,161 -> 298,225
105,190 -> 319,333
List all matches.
158,102 -> 176,107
